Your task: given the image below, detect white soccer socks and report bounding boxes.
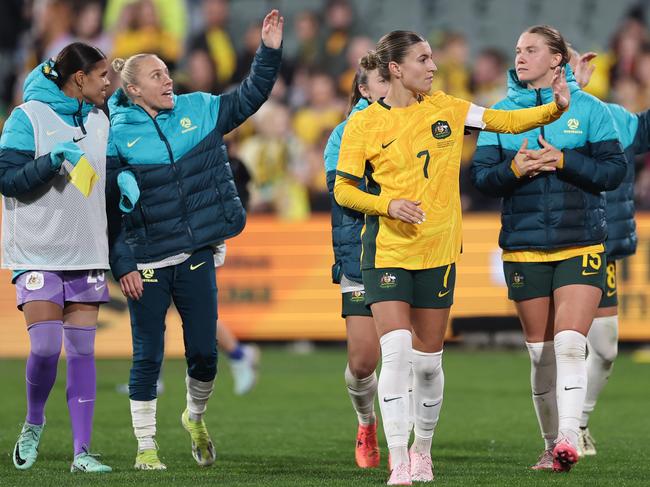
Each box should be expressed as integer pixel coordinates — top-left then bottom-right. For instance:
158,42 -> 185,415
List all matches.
554,330 -> 588,446
526,341 -> 558,450
378,329 -> 412,466
130,398 -> 157,452
582,315 -> 619,427
411,349 -> 444,455
186,375 -> 215,422
344,364 -> 377,425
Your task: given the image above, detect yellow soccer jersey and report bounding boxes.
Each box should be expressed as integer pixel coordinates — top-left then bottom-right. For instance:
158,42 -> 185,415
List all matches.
337,92 -> 472,270
335,91 -> 565,271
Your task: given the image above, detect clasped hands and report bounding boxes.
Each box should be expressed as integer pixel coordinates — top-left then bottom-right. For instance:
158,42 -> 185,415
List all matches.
513,135 -> 563,178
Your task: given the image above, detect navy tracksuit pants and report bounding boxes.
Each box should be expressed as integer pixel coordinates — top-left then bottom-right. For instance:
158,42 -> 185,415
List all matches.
128,247 -> 218,401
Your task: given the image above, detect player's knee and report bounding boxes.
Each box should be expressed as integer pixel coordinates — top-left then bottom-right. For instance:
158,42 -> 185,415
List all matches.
28,322 -> 63,357
187,351 -> 217,382
413,352 -> 442,381
589,317 -> 619,365
526,341 -> 555,367
590,339 -> 618,365
347,360 -> 376,380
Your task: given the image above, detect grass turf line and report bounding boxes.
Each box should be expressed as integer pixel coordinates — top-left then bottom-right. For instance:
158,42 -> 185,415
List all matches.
0,348 -> 648,486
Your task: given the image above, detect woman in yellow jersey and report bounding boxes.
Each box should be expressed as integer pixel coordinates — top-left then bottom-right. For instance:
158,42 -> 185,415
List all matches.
334,30 -> 570,486
471,26 -> 626,474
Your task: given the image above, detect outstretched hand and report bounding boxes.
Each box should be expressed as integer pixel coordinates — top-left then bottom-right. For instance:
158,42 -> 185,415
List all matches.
551,66 -> 570,110
261,9 -> 284,49
574,52 -> 597,89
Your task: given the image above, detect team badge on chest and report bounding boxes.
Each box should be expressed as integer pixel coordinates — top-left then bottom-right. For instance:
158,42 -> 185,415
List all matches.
432,120 -> 452,139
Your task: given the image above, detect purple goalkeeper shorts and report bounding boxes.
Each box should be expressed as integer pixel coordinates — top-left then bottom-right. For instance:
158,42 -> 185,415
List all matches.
15,270 -> 110,310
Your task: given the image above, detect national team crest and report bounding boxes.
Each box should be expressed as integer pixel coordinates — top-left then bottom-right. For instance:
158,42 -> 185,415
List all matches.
432,120 -> 451,139
141,268 -> 158,282
25,272 -> 44,291
511,272 -> 525,288
350,291 -> 365,303
379,273 -> 397,289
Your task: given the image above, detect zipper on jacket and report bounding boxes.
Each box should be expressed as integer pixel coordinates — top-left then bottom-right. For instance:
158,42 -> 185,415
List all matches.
75,100 -> 87,135
142,109 -> 195,243
536,88 -> 550,239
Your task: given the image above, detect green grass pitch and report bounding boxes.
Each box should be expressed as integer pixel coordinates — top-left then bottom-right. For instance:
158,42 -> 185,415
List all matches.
0,348 -> 648,486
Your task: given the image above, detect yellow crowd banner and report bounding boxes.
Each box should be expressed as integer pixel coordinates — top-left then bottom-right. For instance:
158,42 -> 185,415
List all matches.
0,213 -> 648,357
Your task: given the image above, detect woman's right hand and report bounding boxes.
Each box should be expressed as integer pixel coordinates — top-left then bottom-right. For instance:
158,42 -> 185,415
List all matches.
120,271 -> 143,300
512,139 -> 557,178
388,199 -> 426,224
261,9 -> 284,49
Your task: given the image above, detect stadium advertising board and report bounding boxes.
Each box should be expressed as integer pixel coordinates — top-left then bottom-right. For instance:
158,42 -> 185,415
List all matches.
0,214 -> 648,357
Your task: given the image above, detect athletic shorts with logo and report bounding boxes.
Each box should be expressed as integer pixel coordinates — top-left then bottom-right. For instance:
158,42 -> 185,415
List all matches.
15,270 -> 110,310
342,290 -> 372,317
362,264 -> 455,308
599,258 -> 618,308
503,253 -> 605,301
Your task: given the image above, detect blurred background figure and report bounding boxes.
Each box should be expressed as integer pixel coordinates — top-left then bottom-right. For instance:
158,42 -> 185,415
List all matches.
238,100 -> 310,220
430,31 -> 472,99
188,0 -> 236,87
111,0 -> 181,70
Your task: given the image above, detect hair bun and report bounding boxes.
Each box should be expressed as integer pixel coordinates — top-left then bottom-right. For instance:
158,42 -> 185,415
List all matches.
112,58 -> 126,72
360,50 -> 379,70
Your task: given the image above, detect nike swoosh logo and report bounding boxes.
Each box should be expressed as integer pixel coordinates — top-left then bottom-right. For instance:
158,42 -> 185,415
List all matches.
533,390 -> 551,396
581,270 -> 599,276
190,262 -> 206,271
381,139 -> 396,149
437,290 -> 450,298
383,396 -> 401,403
564,386 -> 583,391
95,284 -> 105,291
423,400 -> 442,408
127,137 -> 142,148
46,129 -> 59,136
77,398 -> 95,403
73,136 -> 86,143
607,290 -> 617,297
14,444 -> 26,465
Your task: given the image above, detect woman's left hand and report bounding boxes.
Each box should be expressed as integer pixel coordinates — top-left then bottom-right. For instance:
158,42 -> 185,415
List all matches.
261,9 -> 284,49
526,135 -> 563,176
551,66 -> 570,110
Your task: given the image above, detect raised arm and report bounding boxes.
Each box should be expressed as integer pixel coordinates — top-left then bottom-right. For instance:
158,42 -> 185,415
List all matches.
215,10 -> 283,135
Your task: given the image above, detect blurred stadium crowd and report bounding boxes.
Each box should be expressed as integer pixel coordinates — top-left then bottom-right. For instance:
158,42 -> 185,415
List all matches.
2,0 -> 650,217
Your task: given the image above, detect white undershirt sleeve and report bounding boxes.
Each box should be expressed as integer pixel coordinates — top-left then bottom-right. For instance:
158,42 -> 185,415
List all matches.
465,103 -> 487,129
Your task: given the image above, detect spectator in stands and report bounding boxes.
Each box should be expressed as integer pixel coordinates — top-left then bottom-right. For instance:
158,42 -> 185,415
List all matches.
321,0 -> 357,78
104,0 -> 187,42
188,0 -> 236,87
72,0 -> 113,57
294,11 -> 322,69
177,49 -> 221,94
471,47 -> 507,108
430,31 -> 472,99
239,100 -> 310,219
293,70 -> 344,146
232,24 -> 262,84
338,36 -> 374,95
112,0 -> 181,70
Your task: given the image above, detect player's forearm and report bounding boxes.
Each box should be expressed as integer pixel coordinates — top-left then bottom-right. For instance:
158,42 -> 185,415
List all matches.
482,102 -> 565,134
334,175 -> 391,216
